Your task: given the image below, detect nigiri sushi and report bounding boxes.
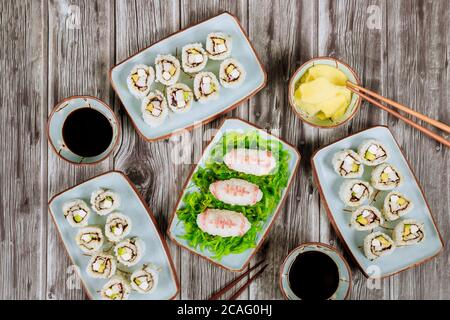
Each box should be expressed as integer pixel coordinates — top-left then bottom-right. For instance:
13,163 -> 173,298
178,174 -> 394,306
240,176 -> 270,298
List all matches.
209,178 -> 263,206
197,209 -> 251,237
223,148 -> 276,176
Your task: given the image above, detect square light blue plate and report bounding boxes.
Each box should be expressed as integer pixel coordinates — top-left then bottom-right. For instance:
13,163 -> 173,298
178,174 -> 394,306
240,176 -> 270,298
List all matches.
48,171 -> 179,299
168,118 -> 301,271
110,12 -> 266,141
312,126 -> 444,278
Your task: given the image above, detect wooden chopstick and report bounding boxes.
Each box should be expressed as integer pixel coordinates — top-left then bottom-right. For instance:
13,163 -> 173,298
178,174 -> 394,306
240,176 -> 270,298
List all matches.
229,264 -> 268,300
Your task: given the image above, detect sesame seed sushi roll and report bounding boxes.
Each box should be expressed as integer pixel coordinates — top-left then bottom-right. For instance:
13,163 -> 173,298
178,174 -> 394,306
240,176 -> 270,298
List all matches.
358,139 -> 389,166
371,163 -> 403,190
63,199 -> 90,227
130,265 -> 159,294
193,72 -> 220,103
105,212 -> 132,242
90,188 -> 120,216
382,191 -> 413,221
393,219 -> 425,246
350,205 -> 384,231
155,54 -> 180,86
219,58 -> 246,88
100,276 -> 131,300
86,252 -> 117,279
166,83 -> 193,113
339,179 -> 373,207
205,32 -> 232,60
363,232 -> 395,260
141,90 -> 168,127
332,150 -> 364,178
114,237 -> 144,267
181,43 -> 208,73
127,64 -> 154,98
75,226 -> 104,253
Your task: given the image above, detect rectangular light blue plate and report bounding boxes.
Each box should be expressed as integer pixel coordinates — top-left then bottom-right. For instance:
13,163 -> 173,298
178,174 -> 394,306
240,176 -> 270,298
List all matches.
111,12 -> 266,141
168,118 -> 301,271
312,126 -> 443,278
48,171 -> 179,300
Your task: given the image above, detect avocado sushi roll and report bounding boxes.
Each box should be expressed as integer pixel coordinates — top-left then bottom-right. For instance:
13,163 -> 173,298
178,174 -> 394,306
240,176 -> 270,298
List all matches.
332,150 -> 364,178
141,90 -> 168,127
358,139 -> 389,166
86,252 -> 117,279
193,72 -> 220,103
100,276 -> 131,300
126,64 -> 154,98
181,43 -> 208,73
114,237 -> 144,267
393,219 -> 425,246
219,58 -> 246,88
382,191 -> 413,221
130,265 -> 159,294
371,163 -> 403,190
205,32 -> 232,60
350,205 -> 384,231
90,188 -> 120,216
75,226 -> 104,253
63,199 -> 90,227
339,179 -> 373,207
166,83 -> 193,113
155,54 -> 180,86
363,232 -> 395,260
105,212 -> 132,242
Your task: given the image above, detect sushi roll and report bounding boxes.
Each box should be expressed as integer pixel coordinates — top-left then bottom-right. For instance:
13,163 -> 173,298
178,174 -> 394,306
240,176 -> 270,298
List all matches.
209,178 -> 263,206
181,43 -> 208,73
223,148 -> 277,176
350,205 -> 384,231
371,163 -> 403,190
358,139 -> 389,166
219,58 -> 246,88
126,64 -> 154,98
363,232 -> 395,260
75,226 -> 104,253
100,276 -> 131,300
382,191 -> 413,221
339,179 -> 373,207
155,54 -> 180,86
114,237 -> 144,267
105,212 -> 132,242
332,150 -> 364,178
197,209 -> 251,237
90,188 -> 120,216
86,252 -> 117,279
62,199 -> 90,227
130,265 -> 159,294
205,32 -> 232,60
393,219 -> 425,246
141,90 -> 168,127
166,83 -> 193,113
193,72 -> 220,103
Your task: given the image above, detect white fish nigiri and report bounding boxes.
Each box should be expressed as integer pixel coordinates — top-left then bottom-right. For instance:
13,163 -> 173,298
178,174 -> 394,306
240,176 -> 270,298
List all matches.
223,148 -> 276,176
197,209 -> 251,237
209,178 -> 263,206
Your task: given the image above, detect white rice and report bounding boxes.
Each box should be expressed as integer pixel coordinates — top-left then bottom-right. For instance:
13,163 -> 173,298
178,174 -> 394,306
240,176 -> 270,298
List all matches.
219,58 -> 246,88
126,64 -> 154,98
155,54 -> 180,86
114,238 -> 144,267
371,163 -> 403,190
104,212 -> 132,242
86,252 -> 117,279
181,43 -> 208,73
62,199 -> 90,227
90,188 -> 120,215
100,276 -> 131,300
339,179 -> 373,207
350,205 -> 384,231
141,90 -> 168,127
166,83 -> 193,113
130,265 -> 159,294
363,231 -> 395,260
393,219 -> 425,246
75,226 -> 104,253
193,72 -> 220,103
382,191 -> 413,221
205,32 -> 232,60
332,149 -> 364,178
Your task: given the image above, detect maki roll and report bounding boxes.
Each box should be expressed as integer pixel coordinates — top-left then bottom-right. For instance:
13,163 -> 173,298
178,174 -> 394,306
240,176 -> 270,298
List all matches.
100,276 -> 131,300
339,179 -> 373,207
105,212 -> 132,242
62,199 -> 90,227
350,205 -> 384,231
358,139 -> 389,166
86,252 -> 117,279
90,188 -> 120,215
382,191 -> 413,221
371,163 -> 403,190
363,232 -> 395,260
181,43 -> 208,73
205,32 -> 232,60
393,219 -> 425,246
141,90 -> 168,127
332,150 -> 363,178
219,58 -> 246,88
126,64 -> 154,98
193,72 -> 220,103
75,226 -> 104,253
166,83 -> 193,113
130,265 -> 159,294
114,237 -> 144,267
155,54 -> 180,86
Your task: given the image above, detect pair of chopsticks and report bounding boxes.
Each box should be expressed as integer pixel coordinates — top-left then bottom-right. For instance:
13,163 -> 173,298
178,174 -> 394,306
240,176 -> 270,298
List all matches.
208,260 -> 268,300
346,82 -> 450,148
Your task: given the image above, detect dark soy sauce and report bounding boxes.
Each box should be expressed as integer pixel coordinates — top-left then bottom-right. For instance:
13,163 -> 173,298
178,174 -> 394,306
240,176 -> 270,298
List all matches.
62,108 -> 113,158
288,251 -> 339,300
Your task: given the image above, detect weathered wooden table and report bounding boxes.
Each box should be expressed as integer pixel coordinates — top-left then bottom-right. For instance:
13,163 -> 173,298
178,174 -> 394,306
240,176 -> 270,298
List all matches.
1,0 -> 449,300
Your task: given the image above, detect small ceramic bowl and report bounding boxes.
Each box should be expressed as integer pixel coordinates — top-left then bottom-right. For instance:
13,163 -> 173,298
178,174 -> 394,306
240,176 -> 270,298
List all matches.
288,56 -> 362,128
47,96 -> 120,165
279,242 -> 352,300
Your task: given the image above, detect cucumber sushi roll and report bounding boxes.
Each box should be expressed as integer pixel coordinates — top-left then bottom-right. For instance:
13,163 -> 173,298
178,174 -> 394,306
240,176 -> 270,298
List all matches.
181,43 -> 208,73
205,32 -> 232,60
393,219 -> 425,246
86,252 -> 117,279
358,139 -> 389,166
114,238 -> 144,267
130,265 -> 159,294
90,188 -> 120,215
371,163 -> 403,190
193,72 -> 220,103
155,54 -> 180,86
75,226 -> 104,253
63,199 -> 90,227
339,179 -> 373,207
105,212 -> 132,242
382,191 -> 413,221
126,64 -> 154,98
332,150 -> 364,178
166,83 -> 193,113
363,232 -> 395,260
219,58 -> 246,88
141,90 -> 168,127
100,276 -> 131,300
350,205 -> 384,231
